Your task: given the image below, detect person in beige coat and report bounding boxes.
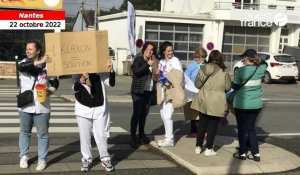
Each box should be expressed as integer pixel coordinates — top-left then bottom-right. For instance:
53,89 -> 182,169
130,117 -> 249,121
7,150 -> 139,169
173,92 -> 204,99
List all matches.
191,50 -> 231,156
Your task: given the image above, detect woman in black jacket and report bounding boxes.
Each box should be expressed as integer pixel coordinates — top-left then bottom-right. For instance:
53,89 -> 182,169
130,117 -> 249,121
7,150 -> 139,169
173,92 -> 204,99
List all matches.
130,42 -> 158,148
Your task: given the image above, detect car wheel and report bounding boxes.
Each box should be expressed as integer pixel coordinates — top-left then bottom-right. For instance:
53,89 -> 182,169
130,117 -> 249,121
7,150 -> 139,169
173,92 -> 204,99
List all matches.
263,72 -> 272,84
287,79 -> 297,84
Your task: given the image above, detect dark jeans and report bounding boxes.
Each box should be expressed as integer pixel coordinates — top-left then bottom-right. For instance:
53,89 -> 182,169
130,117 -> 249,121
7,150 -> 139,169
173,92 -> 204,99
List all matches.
190,120 -> 198,133
235,108 -> 261,155
130,91 -> 152,137
196,113 -> 220,149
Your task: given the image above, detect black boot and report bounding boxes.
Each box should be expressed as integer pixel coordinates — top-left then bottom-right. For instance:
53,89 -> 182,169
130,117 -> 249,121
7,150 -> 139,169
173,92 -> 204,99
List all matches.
131,135 -> 139,149
139,135 -> 153,145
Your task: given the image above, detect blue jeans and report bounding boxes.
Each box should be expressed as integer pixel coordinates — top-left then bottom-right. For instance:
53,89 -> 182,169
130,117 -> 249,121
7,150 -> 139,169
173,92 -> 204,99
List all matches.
235,108 -> 261,155
19,111 -> 50,161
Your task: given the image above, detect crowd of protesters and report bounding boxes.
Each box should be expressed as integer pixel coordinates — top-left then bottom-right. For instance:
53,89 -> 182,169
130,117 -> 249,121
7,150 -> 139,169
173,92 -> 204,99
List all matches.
16,40 -> 265,172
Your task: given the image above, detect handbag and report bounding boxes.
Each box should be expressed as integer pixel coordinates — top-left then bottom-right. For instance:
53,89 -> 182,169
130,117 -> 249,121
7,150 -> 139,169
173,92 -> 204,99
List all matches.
226,66 -> 258,105
17,77 -> 37,108
226,90 -> 236,105
150,84 -> 157,106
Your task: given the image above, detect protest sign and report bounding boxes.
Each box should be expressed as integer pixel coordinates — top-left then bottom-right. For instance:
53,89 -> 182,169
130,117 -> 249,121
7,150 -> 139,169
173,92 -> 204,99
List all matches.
45,31 -> 109,76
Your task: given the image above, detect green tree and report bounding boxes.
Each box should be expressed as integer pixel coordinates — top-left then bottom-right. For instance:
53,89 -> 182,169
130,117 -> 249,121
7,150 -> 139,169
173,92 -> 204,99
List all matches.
119,0 -> 161,11
100,7 -> 121,16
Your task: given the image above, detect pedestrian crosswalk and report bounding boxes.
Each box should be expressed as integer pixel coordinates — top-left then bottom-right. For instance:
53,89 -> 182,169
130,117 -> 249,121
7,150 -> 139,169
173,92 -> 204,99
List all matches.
0,88 -> 127,134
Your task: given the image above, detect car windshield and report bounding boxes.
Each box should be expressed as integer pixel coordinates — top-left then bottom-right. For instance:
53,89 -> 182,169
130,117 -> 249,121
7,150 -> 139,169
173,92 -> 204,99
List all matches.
274,55 -> 295,63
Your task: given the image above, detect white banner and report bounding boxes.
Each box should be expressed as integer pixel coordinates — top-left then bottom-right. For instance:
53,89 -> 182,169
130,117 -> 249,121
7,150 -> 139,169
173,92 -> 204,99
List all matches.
127,1 -> 136,57
184,73 -> 199,102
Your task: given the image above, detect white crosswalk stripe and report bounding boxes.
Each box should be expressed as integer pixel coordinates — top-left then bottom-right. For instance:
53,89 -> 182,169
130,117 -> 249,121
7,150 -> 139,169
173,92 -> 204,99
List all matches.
0,88 -> 127,133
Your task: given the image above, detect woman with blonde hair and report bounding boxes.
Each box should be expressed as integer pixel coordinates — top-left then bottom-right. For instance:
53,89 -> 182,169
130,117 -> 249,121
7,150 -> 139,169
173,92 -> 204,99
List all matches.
184,48 -> 207,137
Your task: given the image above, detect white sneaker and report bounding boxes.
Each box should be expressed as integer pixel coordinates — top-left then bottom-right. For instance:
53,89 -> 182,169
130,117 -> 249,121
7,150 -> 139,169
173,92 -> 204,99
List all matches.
101,160 -> 114,172
157,139 -> 174,147
36,160 -> 47,171
204,148 -> 217,156
195,146 -> 201,154
81,159 -> 91,172
20,155 -> 29,169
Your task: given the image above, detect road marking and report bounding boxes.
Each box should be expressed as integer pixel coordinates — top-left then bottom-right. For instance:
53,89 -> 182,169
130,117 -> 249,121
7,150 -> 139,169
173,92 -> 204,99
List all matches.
0,91 -> 126,133
0,119 -> 112,124
257,133 -> 300,137
0,127 -> 127,133
0,88 -> 19,90
0,93 -> 18,95
0,111 -> 75,116
0,106 -> 74,110
0,103 -> 74,106
0,118 -> 77,123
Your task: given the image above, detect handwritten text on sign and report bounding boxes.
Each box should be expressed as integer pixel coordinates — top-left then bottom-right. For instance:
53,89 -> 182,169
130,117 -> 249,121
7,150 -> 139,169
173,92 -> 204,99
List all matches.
45,31 -> 109,76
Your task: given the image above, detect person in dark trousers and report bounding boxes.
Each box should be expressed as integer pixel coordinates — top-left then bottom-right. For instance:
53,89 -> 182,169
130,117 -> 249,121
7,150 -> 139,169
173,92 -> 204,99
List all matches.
191,50 -> 231,156
232,49 -> 267,162
130,42 -> 158,148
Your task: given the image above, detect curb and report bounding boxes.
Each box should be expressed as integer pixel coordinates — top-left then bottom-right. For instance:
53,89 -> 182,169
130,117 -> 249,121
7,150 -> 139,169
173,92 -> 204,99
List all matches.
149,141 -> 199,175
148,135 -> 300,175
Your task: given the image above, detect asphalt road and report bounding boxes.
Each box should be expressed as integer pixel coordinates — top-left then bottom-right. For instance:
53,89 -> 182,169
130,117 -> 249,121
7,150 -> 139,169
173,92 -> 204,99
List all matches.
0,77 -> 195,175
1,77 -> 300,174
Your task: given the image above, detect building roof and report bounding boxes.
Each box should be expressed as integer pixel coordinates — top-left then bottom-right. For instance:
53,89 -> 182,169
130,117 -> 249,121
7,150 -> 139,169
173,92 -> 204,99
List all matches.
99,10 -> 211,21
81,9 -> 95,26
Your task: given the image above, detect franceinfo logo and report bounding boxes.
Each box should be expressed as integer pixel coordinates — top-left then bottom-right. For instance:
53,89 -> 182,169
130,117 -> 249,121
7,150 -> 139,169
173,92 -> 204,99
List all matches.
240,12 -> 288,27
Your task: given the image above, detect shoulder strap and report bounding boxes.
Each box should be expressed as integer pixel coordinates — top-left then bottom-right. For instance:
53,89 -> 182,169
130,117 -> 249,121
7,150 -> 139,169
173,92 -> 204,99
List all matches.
239,66 -> 258,88
202,68 -> 221,86
31,77 -> 37,90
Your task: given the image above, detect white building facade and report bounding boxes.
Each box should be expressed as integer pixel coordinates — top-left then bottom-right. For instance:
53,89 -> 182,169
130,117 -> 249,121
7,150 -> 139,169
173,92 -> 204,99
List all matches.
98,0 -> 300,74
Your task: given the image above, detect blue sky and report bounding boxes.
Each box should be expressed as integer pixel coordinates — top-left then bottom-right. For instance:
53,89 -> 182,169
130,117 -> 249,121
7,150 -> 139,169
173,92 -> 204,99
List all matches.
63,0 -> 123,17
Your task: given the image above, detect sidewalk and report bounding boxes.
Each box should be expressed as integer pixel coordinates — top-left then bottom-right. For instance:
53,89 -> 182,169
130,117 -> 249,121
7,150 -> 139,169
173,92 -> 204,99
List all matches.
61,95 -> 300,175
150,135 -> 300,175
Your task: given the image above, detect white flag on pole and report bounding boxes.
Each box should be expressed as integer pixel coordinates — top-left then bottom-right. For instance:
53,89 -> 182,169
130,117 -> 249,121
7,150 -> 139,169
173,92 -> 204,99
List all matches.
127,1 -> 136,57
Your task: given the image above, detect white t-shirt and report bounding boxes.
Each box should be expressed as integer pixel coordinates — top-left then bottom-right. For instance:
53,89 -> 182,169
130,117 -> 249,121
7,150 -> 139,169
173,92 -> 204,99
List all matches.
159,56 -> 183,74
144,67 -> 153,91
18,59 -> 51,113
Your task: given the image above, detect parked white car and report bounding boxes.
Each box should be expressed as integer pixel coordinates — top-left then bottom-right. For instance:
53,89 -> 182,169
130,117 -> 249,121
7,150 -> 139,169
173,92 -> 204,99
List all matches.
233,52 -> 298,84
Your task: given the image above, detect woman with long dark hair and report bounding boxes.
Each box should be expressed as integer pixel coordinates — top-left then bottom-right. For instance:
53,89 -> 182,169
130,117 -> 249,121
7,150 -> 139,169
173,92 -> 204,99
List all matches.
157,41 -> 184,147
191,50 -> 231,156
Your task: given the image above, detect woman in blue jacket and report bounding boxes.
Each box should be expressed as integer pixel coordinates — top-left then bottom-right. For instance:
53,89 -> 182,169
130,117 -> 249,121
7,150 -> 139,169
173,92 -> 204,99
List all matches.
184,48 -> 207,137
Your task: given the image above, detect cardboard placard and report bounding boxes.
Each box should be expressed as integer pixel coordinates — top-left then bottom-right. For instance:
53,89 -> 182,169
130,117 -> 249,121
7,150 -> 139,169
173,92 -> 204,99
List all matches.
45,31 -> 109,76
